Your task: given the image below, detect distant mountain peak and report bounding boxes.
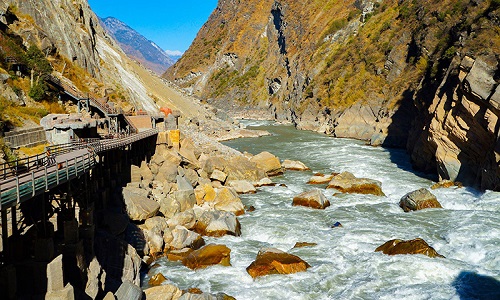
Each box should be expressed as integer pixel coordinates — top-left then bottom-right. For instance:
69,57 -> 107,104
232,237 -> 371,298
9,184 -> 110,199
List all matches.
100,16 -> 175,75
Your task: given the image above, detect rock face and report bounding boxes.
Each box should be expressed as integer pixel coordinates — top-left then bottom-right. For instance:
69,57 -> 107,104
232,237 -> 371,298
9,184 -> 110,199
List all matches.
327,172 -> 385,196
246,248 -> 310,278
292,189 -> 330,209
165,0 -> 500,191
409,55 -> 500,191
399,189 -> 442,212
375,238 -> 445,258
182,244 -> 232,270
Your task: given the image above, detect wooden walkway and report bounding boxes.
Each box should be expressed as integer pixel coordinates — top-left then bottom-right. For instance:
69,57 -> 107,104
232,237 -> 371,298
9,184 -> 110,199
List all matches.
0,129 -> 158,210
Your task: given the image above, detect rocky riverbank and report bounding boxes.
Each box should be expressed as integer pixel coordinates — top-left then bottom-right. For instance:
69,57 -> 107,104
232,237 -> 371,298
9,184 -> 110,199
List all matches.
91,127 -> 291,299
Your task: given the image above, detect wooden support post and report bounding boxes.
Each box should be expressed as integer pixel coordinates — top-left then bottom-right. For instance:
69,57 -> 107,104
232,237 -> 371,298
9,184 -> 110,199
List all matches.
1,209 -> 8,255
11,207 -> 17,236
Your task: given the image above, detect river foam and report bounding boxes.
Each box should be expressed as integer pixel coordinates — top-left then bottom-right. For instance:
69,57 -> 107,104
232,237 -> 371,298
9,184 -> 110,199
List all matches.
144,121 -> 500,299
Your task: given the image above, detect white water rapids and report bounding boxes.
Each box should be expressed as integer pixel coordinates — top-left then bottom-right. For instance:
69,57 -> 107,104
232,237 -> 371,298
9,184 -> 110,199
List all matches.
143,121 -> 500,299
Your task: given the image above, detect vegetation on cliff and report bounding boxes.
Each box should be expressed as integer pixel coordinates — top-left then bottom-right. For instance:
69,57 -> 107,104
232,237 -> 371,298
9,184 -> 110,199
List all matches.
165,0 -> 500,190
166,0 -> 499,114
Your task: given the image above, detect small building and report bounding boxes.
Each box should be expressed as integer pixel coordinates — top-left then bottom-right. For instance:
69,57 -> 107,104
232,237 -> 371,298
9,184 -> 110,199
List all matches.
40,114 -> 102,144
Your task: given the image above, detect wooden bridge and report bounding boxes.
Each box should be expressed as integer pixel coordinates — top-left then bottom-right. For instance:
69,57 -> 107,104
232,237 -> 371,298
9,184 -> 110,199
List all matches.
0,128 -> 159,264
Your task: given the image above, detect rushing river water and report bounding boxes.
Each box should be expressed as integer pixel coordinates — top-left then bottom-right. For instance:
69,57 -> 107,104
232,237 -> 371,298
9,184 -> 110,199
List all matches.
144,121 -> 500,299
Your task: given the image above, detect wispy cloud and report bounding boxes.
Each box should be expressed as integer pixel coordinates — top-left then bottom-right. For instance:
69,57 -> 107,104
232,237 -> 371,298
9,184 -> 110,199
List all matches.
165,50 -> 184,56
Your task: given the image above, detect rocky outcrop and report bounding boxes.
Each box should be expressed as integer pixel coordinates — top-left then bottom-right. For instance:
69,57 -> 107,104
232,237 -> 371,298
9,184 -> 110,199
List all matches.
409,55 -> 500,191
246,248 -> 310,278
375,238 -> 445,258
182,244 -> 231,270
399,189 -> 442,212
292,189 -> 330,209
327,172 -> 385,196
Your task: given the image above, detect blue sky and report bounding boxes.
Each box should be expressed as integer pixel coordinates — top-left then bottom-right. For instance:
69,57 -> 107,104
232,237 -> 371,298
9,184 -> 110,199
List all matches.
87,0 -> 218,55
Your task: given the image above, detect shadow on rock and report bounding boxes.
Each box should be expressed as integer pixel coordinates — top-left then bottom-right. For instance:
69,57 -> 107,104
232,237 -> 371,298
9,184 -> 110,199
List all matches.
452,271 -> 500,300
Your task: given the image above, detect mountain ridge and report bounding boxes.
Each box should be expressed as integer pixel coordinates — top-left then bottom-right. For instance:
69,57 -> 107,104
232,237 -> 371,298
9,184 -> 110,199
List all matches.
100,16 -> 175,75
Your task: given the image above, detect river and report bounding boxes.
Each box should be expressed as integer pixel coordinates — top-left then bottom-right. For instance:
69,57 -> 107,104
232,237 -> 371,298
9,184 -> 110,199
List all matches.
144,120 -> 500,299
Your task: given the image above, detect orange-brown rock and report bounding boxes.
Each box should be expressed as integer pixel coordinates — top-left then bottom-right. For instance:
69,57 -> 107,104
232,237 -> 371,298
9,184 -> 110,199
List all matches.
375,238 -> 445,258
431,180 -> 463,190
166,248 -> 194,262
292,189 -> 330,209
182,244 -> 231,270
148,273 -> 167,286
187,288 -> 203,294
327,172 -> 385,196
293,242 -> 317,248
399,188 -> 442,212
307,173 -> 335,184
246,248 -> 310,278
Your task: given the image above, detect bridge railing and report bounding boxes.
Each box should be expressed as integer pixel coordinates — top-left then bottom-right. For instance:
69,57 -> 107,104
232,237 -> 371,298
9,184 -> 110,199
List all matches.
0,129 -> 158,208
0,151 -> 96,209
45,138 -> 101,157
0,138 -> 101,181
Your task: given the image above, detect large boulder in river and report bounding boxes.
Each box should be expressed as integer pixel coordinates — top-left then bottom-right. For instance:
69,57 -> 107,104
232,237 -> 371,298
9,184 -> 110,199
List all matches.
307,173 -> 335,184
193,210 -> 241,237
250,151 -> 283,177
246,248 -> 310,278
327,172 -> 385,196
282,159 -> 310,171
228,180 -> 257,194
292,189 -> 330,209
182,244 -> 231,270
399,188 -> 442,212
122,186 -> 159,221
375,238 -> 445,258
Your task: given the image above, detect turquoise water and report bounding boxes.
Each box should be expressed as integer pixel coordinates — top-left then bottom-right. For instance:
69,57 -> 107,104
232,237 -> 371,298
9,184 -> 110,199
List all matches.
145,121 -> 500,299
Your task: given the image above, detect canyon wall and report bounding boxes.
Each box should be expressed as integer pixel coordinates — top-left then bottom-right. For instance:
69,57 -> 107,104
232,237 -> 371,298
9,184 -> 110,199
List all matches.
165,0 -> 500,190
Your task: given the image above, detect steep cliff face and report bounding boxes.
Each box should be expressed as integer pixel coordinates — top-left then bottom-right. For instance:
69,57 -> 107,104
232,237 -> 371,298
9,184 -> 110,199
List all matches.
165,0 -> 500,190
0,0 -> 204,115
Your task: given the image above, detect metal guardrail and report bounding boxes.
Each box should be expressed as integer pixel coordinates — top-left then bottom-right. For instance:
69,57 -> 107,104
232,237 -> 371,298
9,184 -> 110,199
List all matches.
0,129 -> 158,210
0,138 -> 100,181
